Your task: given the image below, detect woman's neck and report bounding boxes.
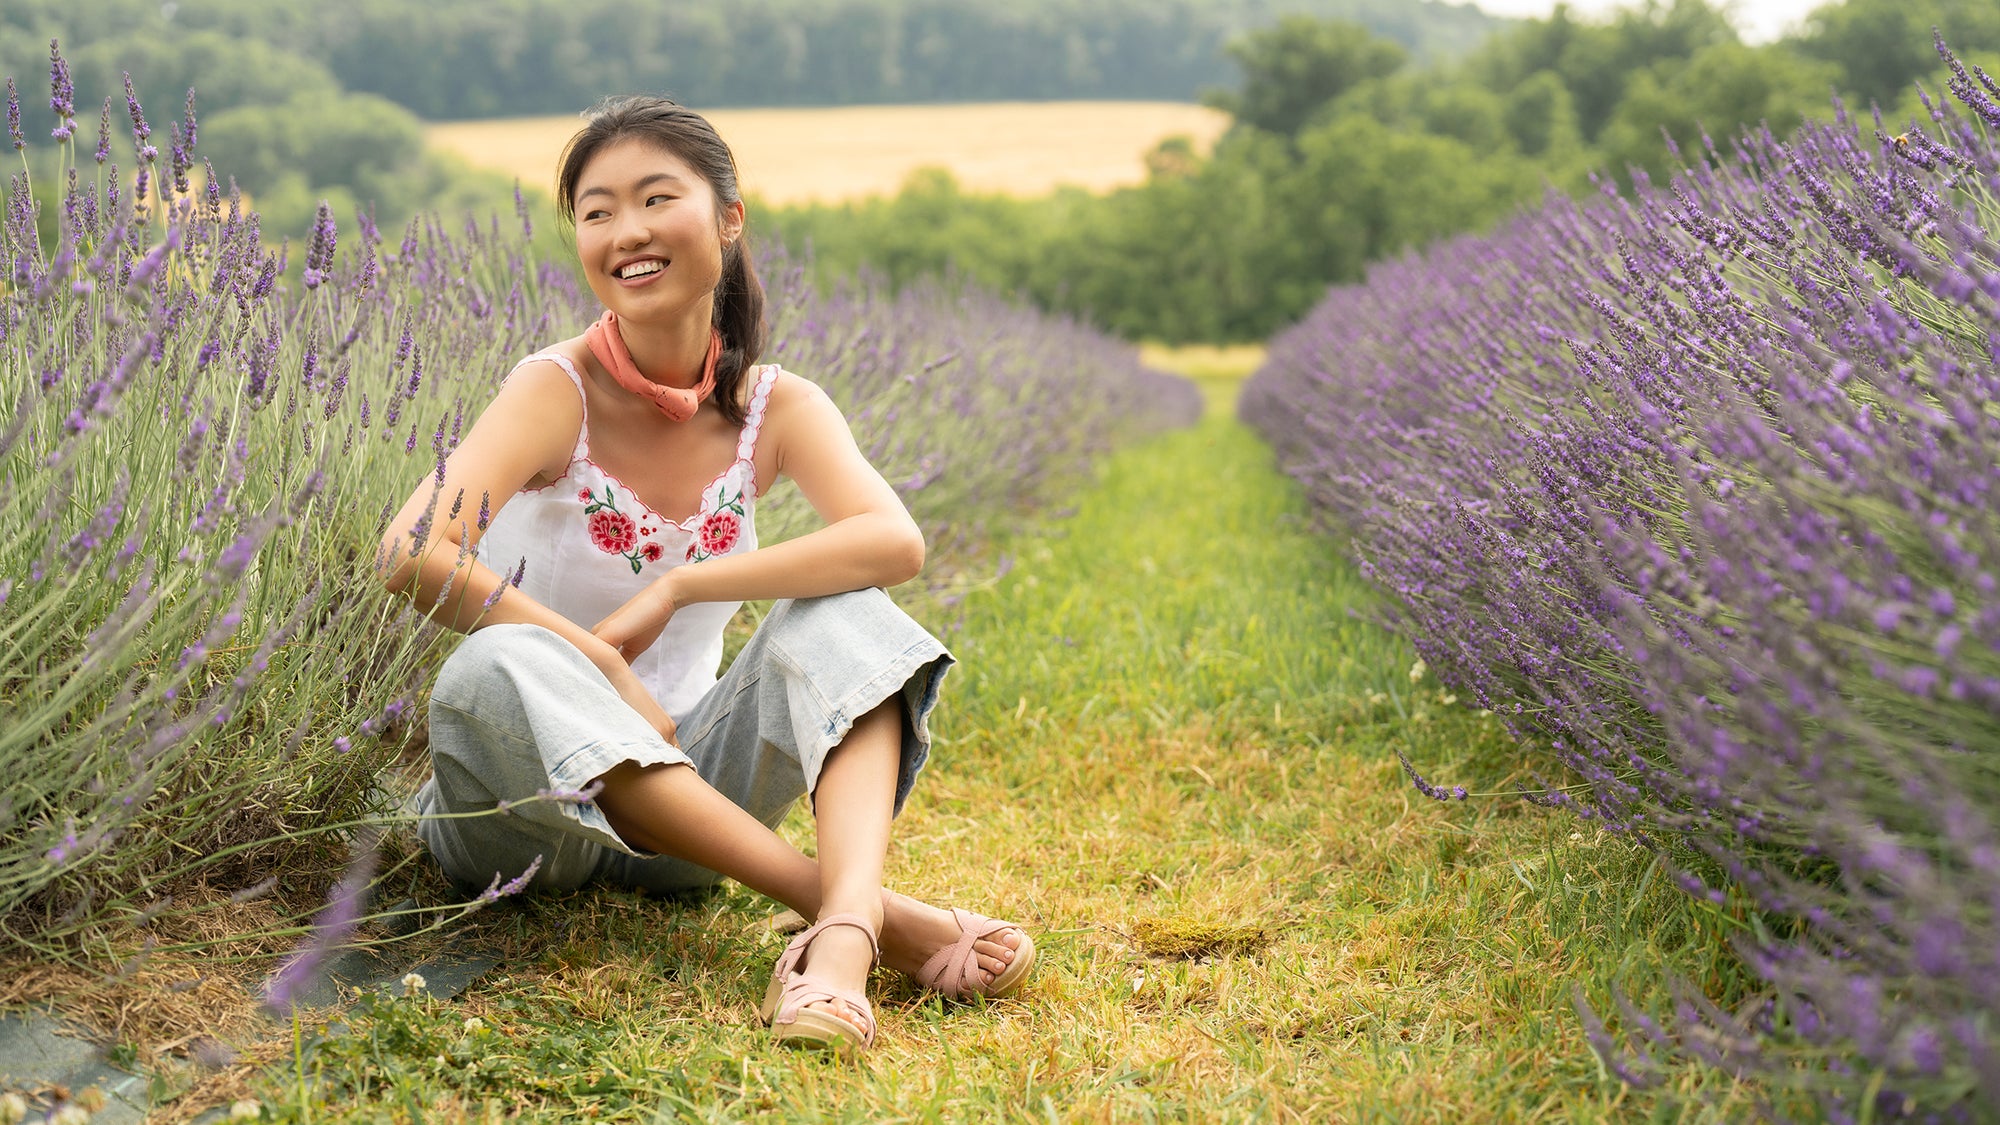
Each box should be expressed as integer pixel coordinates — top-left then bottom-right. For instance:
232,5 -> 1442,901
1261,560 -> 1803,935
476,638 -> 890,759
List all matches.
614,303 -> 717,390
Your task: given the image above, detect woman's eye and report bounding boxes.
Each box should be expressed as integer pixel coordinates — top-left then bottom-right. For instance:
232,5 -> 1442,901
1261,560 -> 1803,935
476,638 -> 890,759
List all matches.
646,194 -> 673,206
583,209 -> 609,221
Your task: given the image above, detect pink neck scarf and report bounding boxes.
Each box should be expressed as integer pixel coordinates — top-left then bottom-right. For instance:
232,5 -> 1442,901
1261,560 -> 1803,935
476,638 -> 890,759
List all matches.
584,310 -> 722,422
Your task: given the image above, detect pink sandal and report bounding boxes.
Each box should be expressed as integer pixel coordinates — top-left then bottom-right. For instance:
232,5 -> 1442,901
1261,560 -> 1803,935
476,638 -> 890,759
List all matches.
913,908 -> 1037,1000
758,912 -> 880,1058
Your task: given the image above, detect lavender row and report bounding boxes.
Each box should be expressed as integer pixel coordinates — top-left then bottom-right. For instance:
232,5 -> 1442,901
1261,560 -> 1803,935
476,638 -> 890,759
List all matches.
1242,37 -> 2000,1121
0,42 -> 1197,955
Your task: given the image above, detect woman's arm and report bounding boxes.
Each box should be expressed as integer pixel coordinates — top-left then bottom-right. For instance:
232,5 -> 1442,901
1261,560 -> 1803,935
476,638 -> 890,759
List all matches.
377,360 -> 578,627
376,355 -> 685,743
591,373 -> 924,661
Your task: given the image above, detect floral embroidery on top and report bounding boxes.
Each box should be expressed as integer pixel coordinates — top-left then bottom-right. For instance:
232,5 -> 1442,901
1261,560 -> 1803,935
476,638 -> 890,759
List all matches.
526,360 -> 773,576
579,485 -> 666,573
687,479 -> 748,563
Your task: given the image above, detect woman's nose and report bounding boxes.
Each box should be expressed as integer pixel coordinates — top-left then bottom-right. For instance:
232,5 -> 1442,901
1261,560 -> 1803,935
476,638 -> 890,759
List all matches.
611,208 -> 651,248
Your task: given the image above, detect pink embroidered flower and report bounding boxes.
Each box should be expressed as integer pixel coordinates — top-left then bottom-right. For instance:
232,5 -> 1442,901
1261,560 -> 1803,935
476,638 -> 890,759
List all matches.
577,488 -> 593,502
697,510 -> 741,556
640,541 -> 665,563
588,509 -> 638,554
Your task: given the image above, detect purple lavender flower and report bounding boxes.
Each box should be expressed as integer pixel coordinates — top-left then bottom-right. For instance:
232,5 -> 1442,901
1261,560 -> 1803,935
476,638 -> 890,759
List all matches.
45,819 -> 80,864
48,40 -> 74,142
529,780 -> 603,807
6,78 -> 21,151
476,855 -> 543,904
263,836 -> 380,1014
302,201 -> 336,289
179,87 -> 196,154
123,73 -> 155,162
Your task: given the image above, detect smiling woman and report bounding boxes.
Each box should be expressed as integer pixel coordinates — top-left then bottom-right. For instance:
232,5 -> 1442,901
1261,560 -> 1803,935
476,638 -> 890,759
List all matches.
376,95 -> 1038,1061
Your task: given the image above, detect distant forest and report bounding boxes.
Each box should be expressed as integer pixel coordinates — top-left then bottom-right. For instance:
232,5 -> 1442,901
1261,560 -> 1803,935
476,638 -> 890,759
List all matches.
0,0 -> 1500,118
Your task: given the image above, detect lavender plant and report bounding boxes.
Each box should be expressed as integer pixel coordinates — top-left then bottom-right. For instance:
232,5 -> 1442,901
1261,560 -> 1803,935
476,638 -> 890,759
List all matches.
1,44 -> 1196,966
1242,35 -> 2000,1121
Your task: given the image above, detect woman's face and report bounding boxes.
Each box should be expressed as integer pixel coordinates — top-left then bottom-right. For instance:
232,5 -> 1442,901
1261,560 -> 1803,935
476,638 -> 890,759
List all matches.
572,136 -> 744,327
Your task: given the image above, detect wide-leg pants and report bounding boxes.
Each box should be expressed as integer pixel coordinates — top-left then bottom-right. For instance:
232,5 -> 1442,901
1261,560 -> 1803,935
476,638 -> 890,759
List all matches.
412,588 -> 952,895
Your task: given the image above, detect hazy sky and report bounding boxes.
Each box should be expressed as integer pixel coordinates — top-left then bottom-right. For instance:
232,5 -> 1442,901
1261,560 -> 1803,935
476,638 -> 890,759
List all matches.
1472,0 -> 1827,44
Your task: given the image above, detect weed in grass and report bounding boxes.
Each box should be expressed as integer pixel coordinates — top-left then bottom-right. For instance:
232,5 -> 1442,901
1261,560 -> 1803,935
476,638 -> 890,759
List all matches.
1130,916 -> 1272,960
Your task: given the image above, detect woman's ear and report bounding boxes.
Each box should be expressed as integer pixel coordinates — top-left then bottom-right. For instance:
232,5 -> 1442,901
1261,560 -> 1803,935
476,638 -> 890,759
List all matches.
720,199 -> 746,247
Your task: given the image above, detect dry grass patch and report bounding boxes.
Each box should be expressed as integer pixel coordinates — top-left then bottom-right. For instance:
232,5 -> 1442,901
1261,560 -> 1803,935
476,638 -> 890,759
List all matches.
427,101 -> 1230,206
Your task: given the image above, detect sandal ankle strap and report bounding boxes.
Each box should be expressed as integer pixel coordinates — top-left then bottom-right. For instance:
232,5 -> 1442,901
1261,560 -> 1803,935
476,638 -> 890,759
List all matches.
789,911 -> 881,963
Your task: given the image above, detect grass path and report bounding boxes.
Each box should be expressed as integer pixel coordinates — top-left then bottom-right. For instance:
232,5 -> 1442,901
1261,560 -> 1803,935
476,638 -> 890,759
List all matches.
215,400 -> 1759,1122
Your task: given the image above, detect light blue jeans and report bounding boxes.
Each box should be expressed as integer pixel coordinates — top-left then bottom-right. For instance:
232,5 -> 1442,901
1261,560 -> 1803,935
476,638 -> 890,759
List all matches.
413,589 -> 952,895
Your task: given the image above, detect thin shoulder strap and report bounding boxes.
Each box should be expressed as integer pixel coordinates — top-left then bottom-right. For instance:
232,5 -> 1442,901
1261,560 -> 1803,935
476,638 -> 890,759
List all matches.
734,365 -> 781,463
511,351 -> 591,459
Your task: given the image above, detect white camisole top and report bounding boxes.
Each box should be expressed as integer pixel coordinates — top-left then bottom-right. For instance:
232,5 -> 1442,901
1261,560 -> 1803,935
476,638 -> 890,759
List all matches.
475,352 -> 781,719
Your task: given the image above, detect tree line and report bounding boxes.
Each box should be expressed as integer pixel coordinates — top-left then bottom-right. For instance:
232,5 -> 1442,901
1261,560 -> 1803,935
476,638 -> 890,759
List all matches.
0,0 -> 1494,250
761,0 -> 2000,342
1,0 -> 1496,118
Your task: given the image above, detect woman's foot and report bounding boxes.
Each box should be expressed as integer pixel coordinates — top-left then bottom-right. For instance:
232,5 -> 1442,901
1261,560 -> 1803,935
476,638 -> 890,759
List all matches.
762,912 -> 879,1053
878,892 -> 1033,997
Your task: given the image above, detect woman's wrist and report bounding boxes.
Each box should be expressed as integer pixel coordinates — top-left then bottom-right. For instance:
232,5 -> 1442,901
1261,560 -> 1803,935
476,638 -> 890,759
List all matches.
655,566 -> 690,612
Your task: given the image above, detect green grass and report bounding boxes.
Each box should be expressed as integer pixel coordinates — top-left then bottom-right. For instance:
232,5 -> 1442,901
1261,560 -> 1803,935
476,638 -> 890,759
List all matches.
165,398 -> 1770,1122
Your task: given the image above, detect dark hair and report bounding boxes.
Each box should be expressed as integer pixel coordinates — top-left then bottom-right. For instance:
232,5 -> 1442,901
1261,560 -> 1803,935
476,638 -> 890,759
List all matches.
557,96 -> 766,425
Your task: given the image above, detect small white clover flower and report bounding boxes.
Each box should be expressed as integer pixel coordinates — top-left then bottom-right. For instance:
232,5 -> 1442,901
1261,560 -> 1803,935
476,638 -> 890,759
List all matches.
462,1016 -> 486,1033
401,971 -> 427,994
228,1099 -> 262,1120
50,1105 -> 91,1125
1408,658 -> 1427,683
1440,693 -> 1458,706
0,1091 -> 27,1125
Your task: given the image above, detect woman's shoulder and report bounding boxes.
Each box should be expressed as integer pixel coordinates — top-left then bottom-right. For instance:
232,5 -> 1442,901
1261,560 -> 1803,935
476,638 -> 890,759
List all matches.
469,339 -> 591,476
493,338 -> 594,417
511,336 -> 592,388
755,365 -> 837,415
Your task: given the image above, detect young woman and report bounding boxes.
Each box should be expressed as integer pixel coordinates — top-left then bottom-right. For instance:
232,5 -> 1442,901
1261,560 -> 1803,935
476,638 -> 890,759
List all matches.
378,96 -> 1033,1058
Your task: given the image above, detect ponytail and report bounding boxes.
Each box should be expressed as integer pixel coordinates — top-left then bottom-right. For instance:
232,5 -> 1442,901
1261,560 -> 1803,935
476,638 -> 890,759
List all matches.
708,233 -> 766,427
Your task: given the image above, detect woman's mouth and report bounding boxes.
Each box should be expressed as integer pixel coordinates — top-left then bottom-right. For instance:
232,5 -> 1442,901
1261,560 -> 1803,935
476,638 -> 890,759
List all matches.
614,258 -> 666,283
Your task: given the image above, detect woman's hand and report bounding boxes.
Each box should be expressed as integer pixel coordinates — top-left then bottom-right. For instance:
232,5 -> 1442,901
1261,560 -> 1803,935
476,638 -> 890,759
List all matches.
592,574 -> 679,663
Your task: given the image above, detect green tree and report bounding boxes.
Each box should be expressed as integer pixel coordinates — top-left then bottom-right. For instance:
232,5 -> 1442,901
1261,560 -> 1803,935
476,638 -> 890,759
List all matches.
69,30 -> 340,119
202,92 -> 422,196
1502,69 -> 1585,164
1036,127 -> 1318,341
1598,41 -> 1840,184
1292,110 -> 1540,266
1468,0 -> 1738,142
1205,16 -> 1407,138
1797,0 -> 2000,110
1330,70 -> 1515,155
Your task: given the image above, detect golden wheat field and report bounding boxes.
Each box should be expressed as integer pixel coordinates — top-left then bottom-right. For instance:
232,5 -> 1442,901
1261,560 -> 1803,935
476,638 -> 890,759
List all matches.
426,101 -> 1230,206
